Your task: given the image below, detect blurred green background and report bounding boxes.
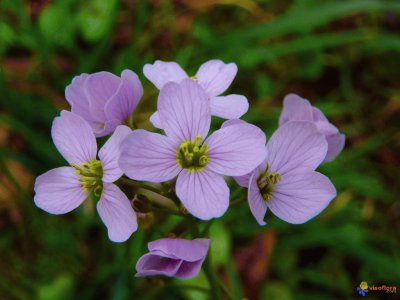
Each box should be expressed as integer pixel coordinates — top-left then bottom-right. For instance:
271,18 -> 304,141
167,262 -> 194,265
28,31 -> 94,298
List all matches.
1,0 -> 400,299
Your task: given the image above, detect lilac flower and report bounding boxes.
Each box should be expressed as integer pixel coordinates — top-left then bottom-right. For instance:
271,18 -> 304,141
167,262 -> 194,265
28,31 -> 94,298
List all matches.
34,111 -> 137,242
279,94 -> 345,163
120,79 -> 266,220
66,70 -> 143,137
235,121 -> 336,225
143,60 -> 249,127
136,238 -> 210,279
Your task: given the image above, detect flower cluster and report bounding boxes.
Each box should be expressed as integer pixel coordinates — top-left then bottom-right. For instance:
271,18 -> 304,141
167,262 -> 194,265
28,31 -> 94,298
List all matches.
34,60 -> 345,279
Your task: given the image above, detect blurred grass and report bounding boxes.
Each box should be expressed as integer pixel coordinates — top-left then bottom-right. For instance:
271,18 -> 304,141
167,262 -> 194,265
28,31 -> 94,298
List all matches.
1,0 -> 400,299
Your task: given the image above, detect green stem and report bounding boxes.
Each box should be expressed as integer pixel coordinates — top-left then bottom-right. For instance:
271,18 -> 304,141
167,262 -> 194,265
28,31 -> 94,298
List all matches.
203,254 -> 222,300
117,177 -> 161,193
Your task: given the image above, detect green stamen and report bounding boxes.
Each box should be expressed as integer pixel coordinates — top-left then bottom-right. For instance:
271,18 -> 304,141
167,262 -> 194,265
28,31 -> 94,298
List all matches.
72,160 -> 103,195
176,134 -> 209,172
257,164 -> 281,201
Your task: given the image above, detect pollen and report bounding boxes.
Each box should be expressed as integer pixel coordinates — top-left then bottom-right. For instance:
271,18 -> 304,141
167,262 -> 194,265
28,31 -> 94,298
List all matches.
176,135 -> 209,172
72,160 -> 104,197
257,164 -> 281,201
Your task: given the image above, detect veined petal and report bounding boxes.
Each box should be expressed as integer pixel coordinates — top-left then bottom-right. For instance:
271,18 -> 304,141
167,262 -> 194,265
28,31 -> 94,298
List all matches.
324,133 -> 345,163
143,60 -> 188,89
51,111 -> 97,165
149,111 -> 162,129
279,93 -> 313,125
176,170 -> 229,220
210,95 -> 249,119
195,60 -> 237,97
97,183 -> 137,242
105,69 -> 143,122
99,125 -> 132,183
206,123 -> 267,176
266,121 -> 327,175
34,167 -> 86,214
119,129 -> 180,182
247,172 -> 268,225
268,171 -> 336,224
135,253 -> 183,277
158,79 -> 211,143
65,74 -> 93,121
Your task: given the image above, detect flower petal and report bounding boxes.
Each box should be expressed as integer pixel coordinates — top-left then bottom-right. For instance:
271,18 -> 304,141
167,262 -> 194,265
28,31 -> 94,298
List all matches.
135,253 -> 182,277
65,74 -> 93,121
324,133 -> 345,163
34,167 -> 86,214
105,69 -> 143,122
158,79 -> 211,142
51,111 -> 97,165
247,172 -> 268,225
143,60 -> 188,89
176,170 -> 229,220
268,171 -> 336,224
266,121 -> 327,175
206,122 -> 267,176
279,93 -> 313,125
99,125 -> 132,183
149,111 -> 162,129
92,118 -> 122,138
97,183 -> 137,242
210,94 -> 249,119
195,60 -> 237,97
119,129 -> 180,182
175,260 -> 205,279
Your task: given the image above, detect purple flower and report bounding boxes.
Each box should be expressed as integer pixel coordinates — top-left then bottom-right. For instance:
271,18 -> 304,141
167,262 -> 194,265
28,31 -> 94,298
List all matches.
34,111 -> 137,242
65,70 -> 143,137
120,79 -> 266,220
279,94 -> 345,163
143,60 -> 249,127
235,121 -> 336,225
136,238 -> 210,279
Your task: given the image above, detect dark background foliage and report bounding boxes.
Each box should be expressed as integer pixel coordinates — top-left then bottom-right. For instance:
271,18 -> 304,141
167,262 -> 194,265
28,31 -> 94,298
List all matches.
0,0 -> 399,299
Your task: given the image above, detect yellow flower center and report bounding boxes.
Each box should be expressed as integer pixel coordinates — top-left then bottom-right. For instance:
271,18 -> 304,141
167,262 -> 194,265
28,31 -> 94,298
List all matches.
72,160 -> 103,197
257,164 -> 281,201
176,134 -> 209,172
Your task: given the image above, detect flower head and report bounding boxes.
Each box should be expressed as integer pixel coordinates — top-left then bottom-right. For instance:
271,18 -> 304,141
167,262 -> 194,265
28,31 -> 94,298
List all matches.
66,70 -> 143,137
235,121 -> 336,225
120,79 -> 266,220
279,94 -> 345,162
136,238 -> 210,279
34,111 -> 137,242
143,60 -> 249,127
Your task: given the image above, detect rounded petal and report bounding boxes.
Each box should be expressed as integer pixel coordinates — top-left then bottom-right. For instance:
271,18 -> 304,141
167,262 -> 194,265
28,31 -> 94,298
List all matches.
268,171 -> 336,224
105,69 -> 143,122
148,238 -> 211,262
279,94 -> 313,125
143,60 -> 188,89
175,260 -> 205,279
99,125 -> 132,183
206,122 -> 267,176
65,74 -> 93,121
135,253 -> 183,277
195,60 -> 237,97
158,79 -> 211,143
247,172 -> 268,225
266,121 -> 327,175
119,129 -> 180,182
149,111 -> 162,129
34,167 -> 86,214
210,94 -> 249,119
97,183 -> 137,242
51,111 -> 97,165
176,170 -> 229,220
324,133 -> 345,163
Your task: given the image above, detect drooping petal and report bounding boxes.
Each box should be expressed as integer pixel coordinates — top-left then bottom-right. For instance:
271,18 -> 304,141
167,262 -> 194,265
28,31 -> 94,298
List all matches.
149,111 -> 162,129
279,93 -> 313,125
148,238 -> 211,262
99,125 -> 132,183
247,172 -> 268,225
210,94 -> 249,119
206,122 -> 267,176
51,111 -> 97,165
34,167 -> 86,214
119,129 -> 180,182
176,170 -> 229,220
65,74 -> 93,121
195,60 -> 237,97
143,60 -> 188,89
105,69 -> 143,122
266,121 -> 327,175
96,183 -> 137,242
135,252 -> 183,277
175,260 -> 205,279
84,71 -> 120,122
158,79 -> 211,143
268,171 -> 336,224
324,133 -> 345,163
